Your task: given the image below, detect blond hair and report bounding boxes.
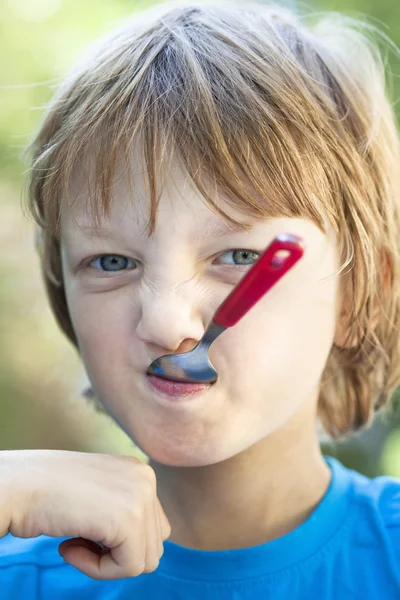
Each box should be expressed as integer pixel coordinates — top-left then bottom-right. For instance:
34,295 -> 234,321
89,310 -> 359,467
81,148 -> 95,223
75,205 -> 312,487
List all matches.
24,0 -> 400,439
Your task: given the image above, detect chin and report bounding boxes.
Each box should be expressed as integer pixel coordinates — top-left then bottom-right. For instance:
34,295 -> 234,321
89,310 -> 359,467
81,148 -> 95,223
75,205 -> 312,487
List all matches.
145,434 -> 247,468
138,435 -> 215,467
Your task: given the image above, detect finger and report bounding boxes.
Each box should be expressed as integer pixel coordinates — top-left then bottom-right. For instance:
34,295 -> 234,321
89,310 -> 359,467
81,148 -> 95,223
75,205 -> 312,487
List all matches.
58,538 -> 112,579
156,495 -> 172,540
143,489 -> 161,573
151,474 -> 164,555
59,537 -> 107,558
154,491 -> 163,557
98,506 -> 147,579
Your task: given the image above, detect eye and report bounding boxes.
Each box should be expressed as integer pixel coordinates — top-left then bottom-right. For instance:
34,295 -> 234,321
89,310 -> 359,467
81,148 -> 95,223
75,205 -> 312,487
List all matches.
89,254 -> 136,272
216,249 -> 260,266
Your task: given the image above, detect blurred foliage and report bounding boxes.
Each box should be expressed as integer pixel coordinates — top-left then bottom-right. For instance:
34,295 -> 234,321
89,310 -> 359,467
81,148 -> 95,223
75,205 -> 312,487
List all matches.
1,0 -> 400,474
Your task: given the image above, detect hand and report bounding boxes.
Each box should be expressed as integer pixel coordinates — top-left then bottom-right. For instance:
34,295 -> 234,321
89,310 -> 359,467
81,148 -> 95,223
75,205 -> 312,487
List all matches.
0,449 -> 171,580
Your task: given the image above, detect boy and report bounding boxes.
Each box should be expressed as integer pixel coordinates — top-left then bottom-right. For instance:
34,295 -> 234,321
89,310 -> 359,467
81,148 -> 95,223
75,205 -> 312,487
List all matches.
1,0 -> 400,597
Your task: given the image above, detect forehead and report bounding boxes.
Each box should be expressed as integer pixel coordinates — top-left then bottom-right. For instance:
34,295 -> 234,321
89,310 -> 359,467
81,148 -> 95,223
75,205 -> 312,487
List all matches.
60,146 -> 256,237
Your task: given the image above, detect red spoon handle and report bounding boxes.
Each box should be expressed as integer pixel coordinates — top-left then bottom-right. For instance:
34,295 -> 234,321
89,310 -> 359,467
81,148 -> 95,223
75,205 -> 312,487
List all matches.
213,233 -> 305,328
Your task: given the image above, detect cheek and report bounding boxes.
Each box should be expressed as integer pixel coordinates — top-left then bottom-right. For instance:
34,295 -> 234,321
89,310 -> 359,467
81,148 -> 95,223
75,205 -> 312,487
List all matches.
213,278 -> 338,405
64,289 -> 133,369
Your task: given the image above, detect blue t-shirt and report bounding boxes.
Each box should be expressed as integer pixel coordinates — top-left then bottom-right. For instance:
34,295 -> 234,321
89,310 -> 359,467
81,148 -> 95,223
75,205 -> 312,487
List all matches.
1,455 -> 400,599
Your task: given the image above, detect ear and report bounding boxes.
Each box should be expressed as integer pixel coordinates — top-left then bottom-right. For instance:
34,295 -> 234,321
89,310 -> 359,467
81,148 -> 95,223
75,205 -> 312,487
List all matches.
333,251 -> 391,349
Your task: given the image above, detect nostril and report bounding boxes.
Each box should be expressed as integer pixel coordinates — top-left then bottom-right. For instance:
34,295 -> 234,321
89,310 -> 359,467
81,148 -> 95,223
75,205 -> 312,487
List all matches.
175,339 -> 201,354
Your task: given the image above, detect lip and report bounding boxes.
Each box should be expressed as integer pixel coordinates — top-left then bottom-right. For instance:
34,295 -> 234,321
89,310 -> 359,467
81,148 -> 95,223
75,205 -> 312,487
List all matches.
147,374 -> 212,402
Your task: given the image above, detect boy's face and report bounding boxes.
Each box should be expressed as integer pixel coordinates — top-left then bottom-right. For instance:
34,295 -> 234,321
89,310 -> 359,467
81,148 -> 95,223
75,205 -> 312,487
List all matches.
60,151 -> 342,466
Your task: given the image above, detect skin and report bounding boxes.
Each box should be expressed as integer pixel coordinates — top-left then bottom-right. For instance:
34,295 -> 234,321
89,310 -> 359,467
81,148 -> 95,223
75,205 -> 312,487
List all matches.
60,147 -> 346,551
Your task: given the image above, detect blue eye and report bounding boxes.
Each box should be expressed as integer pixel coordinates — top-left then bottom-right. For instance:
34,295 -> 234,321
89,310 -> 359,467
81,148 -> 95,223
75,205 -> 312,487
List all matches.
88,250 -> 258,274
90,255 -> 135,272
217,249 -> 260,266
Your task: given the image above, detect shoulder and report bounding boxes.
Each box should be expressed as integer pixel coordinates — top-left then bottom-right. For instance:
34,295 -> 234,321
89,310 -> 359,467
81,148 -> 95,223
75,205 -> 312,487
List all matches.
367,472 -> 400,537
325,456 -> 400,551
323,458 -> 400,595
339,460 -> 400,547
347,465 -> 400,523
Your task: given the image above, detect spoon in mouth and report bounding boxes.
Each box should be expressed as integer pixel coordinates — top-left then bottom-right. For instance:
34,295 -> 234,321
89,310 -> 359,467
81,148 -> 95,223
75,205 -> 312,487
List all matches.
147,232 -> 305,384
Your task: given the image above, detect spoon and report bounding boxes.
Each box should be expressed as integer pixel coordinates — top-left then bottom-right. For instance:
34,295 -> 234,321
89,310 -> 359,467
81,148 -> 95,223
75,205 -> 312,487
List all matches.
147,232 -> 305,383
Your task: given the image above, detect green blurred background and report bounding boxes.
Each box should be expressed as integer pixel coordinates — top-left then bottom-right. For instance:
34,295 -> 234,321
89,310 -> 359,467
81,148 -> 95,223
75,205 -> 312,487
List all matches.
1,0 -> 400,475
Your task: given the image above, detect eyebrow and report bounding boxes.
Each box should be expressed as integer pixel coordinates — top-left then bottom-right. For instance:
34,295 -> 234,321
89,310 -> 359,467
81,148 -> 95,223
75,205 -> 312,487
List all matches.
76,219 -> 250,239
200,220 -> 250,238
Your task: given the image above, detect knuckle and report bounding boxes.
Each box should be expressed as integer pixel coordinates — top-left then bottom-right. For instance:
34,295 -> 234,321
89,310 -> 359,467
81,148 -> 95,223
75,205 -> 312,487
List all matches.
120,454 -> 142,465
141,478 -> 154,498
124,505 -> 144,523
139,463 -> 157,485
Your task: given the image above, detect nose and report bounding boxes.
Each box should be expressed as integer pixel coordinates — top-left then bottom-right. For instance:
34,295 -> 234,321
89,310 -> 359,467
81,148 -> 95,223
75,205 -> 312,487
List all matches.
135,289 -> 207,354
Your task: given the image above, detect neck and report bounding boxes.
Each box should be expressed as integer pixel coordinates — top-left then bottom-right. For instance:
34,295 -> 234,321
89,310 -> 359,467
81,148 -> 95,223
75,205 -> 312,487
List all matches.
149,401 -> 331,551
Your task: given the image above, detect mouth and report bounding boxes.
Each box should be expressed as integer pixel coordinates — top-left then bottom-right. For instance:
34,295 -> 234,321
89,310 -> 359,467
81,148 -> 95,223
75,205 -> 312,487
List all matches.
146,374 -> 213,400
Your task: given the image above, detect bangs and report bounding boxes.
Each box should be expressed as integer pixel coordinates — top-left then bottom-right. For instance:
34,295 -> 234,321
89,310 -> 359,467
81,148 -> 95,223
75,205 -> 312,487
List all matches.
26,6 -> 337,243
